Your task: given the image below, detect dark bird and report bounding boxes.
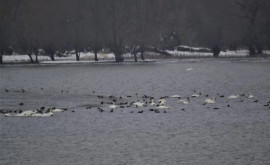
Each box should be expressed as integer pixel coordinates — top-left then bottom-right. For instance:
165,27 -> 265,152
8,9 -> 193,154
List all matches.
19,102 -> 24,106
36,109 -> 43,113
214,107 -> 219,110
98,108 -> 104,112
181,109 -> 185,111
138,110 -> 143,113
154,109 -> 160,113
110,109 -> 114,112
163,110 -> 167,113
100,101 -> 104,105
5,89 -> 9,92
254,100 -> 258,103
21,88 -> 25,93
227,104 -> 230,107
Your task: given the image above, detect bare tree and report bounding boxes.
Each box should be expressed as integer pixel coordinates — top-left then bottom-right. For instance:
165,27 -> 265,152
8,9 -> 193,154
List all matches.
235,0 -> 270,55
0,0 -> 20,64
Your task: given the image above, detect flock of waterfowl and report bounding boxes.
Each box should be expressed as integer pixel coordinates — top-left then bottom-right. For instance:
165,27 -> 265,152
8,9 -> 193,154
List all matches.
89,91 -> 269,114
1,88 -> 270,117
1,106 -> 68,117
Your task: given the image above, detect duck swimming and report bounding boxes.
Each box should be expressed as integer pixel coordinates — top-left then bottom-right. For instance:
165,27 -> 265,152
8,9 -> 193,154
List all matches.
150,99 -> 155,106
192,92 -> 201,98
248,92 -> 254,99
204,97 -> 216,104
228,95 -> 240,99
133,102 -> 145,107
178,97 -> 190,104
157,105 -> 170,109
109,105 -> 118,109
52,108 -> 66,112
15,110 -> 37,117
171,95 -> 181,98
158,98 -> 166,106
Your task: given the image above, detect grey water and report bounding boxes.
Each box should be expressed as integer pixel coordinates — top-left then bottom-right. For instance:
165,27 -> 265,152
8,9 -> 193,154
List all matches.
1,59 -> 270,165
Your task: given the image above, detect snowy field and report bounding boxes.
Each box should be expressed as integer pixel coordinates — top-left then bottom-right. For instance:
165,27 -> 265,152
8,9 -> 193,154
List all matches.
1,59 -> 270,165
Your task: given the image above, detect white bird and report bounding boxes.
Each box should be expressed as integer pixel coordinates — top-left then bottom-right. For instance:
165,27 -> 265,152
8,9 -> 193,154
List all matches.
133,102 -> 145,107
171,95 -> 181,98
109,105 -> 118,109
248,92 -> 254,99
52,108 -> 65,112
158,98 -> 166,105
150,99 -> 155,106
186,67 -> 193,71
15,110 -> 36,117
204,97 -> 216,104
192,92 -> 201,98
157,105 -> 170,109
228,95 -> 240,99
4,113 -> 11,117
32,112 -> 53,117
178,98 -> 190,104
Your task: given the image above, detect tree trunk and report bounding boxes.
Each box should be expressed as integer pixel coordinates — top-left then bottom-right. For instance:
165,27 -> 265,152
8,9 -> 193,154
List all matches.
248,45 -> 256,56
75,49 -> 80,61
28,54 -> 34,63
114,52 -> 124,62
140,50 -> 145,61
0,52 -> 3,64
35,54 -> 39,63
140,45 -> 145,61
50,54 -> 55,61
94,49 -> 98,61
134,52 -> 138,62
212,45 -> 220,57
256,44 -> 263,54
132,47 -> 138,62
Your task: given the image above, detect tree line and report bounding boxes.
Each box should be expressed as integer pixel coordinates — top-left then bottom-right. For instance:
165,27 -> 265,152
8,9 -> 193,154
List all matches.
1,0 -> 270,63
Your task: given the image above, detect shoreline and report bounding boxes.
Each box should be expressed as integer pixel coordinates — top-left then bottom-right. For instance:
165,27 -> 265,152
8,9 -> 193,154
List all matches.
1,56 -> 270,66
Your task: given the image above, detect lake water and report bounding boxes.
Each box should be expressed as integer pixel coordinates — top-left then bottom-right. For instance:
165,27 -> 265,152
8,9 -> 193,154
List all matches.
1,59 -> 270,165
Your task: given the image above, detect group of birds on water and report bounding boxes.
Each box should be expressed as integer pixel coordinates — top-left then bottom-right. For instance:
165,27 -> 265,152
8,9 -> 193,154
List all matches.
1,107 -> 68,117
89,91 -> 270,114
2,88 -> 69,117
1,88 -> 270,117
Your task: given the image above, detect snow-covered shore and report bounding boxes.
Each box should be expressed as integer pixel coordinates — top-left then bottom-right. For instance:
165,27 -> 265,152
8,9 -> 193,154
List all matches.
2,49 -> 270,64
